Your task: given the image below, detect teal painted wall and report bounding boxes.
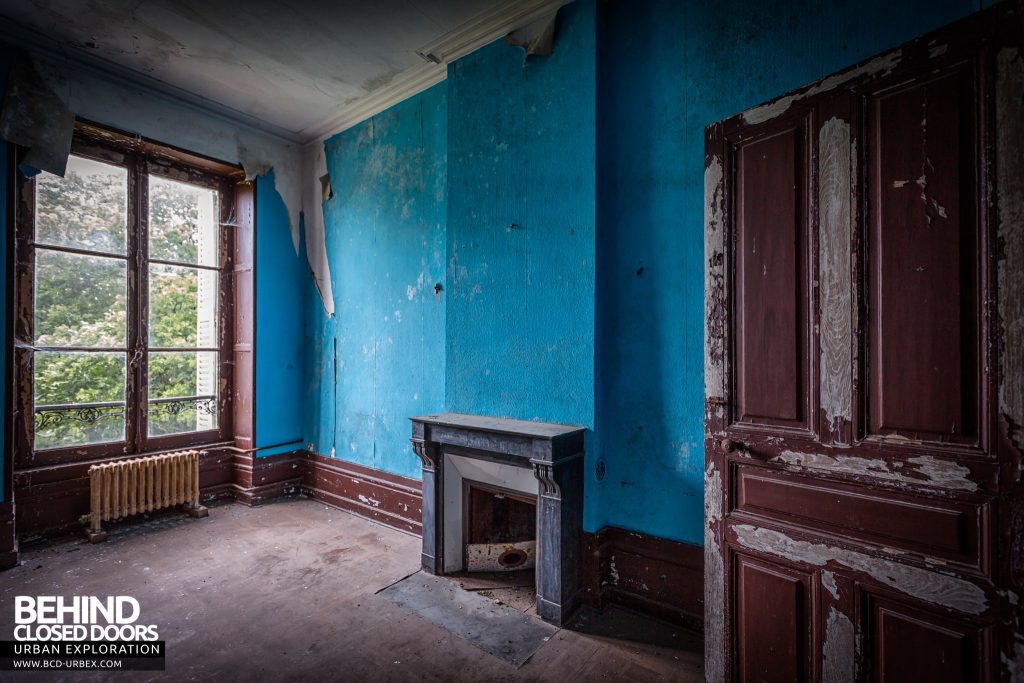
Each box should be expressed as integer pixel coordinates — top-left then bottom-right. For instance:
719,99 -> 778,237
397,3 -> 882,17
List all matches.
444,0 -> 597,514
254,173 -> 305,456
593,0 -> 980,544
303,83 -> 448,479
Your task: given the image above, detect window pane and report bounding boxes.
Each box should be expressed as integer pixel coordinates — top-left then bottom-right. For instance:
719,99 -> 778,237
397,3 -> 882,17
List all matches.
34,351 -> 126,449
149,265 -> 218,347
148,351 -> 218,436
149,176 -> 219,266
35,250 -> 127,347
35,155 -> 127,255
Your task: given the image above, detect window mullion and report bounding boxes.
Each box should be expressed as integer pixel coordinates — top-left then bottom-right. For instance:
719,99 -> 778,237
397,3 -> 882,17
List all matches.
125,154 -> 147,453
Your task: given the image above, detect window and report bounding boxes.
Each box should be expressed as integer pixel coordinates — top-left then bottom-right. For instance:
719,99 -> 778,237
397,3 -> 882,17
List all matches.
14,126 -> 238,465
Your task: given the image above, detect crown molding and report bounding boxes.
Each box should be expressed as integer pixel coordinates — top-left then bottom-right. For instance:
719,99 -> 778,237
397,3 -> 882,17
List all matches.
301,61 -> 447,146
0,17 -> 303,145
301,0 -> 575,146
415,0 -> 572,65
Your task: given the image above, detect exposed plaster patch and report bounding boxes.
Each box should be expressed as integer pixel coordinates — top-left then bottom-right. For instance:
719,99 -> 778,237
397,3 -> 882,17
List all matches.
742,51 -> 902,125
818,117 -> 854,437
704,155 -> 726,403
821,570 -> 840,599
704,462 -> 725,683
996,48 -> 1024,449
822,606 -> 855,683
733,525 -> 988,615
775,450 -> 978,492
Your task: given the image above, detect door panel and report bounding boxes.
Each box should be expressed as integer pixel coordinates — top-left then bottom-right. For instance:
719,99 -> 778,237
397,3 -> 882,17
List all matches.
735,553 -> 812,683
704,5 -> 1021,681
734,125 -> 809,428
732,464 -> 986,568
867,66 -> 980,443
867,592 -> 988,682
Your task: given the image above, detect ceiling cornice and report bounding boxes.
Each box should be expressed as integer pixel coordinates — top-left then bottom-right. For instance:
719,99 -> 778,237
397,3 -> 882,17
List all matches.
416,0 -> 571,65
302,0 -> 574,146
0,17 -> 303,145
300,60 -> 447,145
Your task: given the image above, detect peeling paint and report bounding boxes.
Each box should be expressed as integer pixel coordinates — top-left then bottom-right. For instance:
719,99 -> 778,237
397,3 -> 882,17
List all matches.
822,606 -> 855,683
301,142 -> 335,316
704,463 -> 725,683
818,117 -> 854,437
704,155 -> 726,403
821,570 -> 840,599
742,51 -> 902,125
733,525 -> 988,614
1002,635 -> 1024,682
996,48 -> 1024,450
775,450 -> 977,491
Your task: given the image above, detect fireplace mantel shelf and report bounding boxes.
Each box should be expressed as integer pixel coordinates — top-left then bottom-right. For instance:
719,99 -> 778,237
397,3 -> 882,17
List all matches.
410,413 -> 585,440
409,413 -> 585,468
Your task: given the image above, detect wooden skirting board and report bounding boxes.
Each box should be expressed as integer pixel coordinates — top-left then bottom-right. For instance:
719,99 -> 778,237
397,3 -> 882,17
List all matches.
582,527 -> 704,632
9,449 -> 703,632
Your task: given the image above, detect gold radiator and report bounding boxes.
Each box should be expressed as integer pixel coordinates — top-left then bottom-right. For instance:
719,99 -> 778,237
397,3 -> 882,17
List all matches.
84,450 -> 208,542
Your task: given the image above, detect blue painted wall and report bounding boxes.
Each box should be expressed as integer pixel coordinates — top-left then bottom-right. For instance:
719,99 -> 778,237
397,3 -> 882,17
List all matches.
296,0 -> 982,544
255,173 -> 305,456
445,0 -> 598,515
594,0 -> 979,544
303,84 -> 448,479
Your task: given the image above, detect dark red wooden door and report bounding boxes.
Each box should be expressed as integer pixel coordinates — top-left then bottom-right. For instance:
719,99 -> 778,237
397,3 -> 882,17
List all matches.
703,5 -> 1023,681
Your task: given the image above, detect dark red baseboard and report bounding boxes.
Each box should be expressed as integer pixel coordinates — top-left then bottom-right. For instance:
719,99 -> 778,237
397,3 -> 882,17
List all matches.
230,451 -> 304,506
301,453 -> 422,535
12,448 -> 421,540
582,526 -> 704,632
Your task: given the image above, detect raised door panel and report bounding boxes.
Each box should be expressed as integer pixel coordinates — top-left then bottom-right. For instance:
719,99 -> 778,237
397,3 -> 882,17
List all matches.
734,553 -> 812,683
733,123 -> 810,429
866,592 -> 988,682
867,65 -> 981,445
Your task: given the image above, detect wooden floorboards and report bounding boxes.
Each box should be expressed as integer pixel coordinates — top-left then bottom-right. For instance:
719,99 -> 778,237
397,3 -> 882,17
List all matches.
0,498 -> 703,681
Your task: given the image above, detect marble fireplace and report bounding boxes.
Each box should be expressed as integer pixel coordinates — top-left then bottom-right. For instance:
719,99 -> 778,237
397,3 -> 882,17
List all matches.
409,413 -> 585,626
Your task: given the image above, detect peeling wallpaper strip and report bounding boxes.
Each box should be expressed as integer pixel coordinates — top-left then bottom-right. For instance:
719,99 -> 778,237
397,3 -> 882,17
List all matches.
0,46 -> 336,315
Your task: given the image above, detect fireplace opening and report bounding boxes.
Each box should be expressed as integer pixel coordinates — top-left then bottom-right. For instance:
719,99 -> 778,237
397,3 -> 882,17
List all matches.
464,480 -> 537,572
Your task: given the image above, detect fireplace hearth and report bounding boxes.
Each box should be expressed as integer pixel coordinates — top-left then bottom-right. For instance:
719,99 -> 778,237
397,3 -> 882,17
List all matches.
410,413 -> 585,626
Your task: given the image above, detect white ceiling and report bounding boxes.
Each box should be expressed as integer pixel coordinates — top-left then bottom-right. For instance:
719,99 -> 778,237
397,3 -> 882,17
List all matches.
0,0 -> 561,143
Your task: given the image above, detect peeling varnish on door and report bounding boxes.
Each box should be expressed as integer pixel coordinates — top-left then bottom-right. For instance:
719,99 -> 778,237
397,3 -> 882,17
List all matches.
704,463 -> 725,683
996,48 -> 1024,450
775,450 -> 978,492
733,524 -> 988,615
818,117 -> 854,439
705,155 -> 726,409
822,606 -> 855,683
821,569 -> 840,599
742,51 -> 902,125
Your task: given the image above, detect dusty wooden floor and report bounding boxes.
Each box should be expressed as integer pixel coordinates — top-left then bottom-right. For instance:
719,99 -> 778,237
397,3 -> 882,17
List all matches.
0,499 -> 703,682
